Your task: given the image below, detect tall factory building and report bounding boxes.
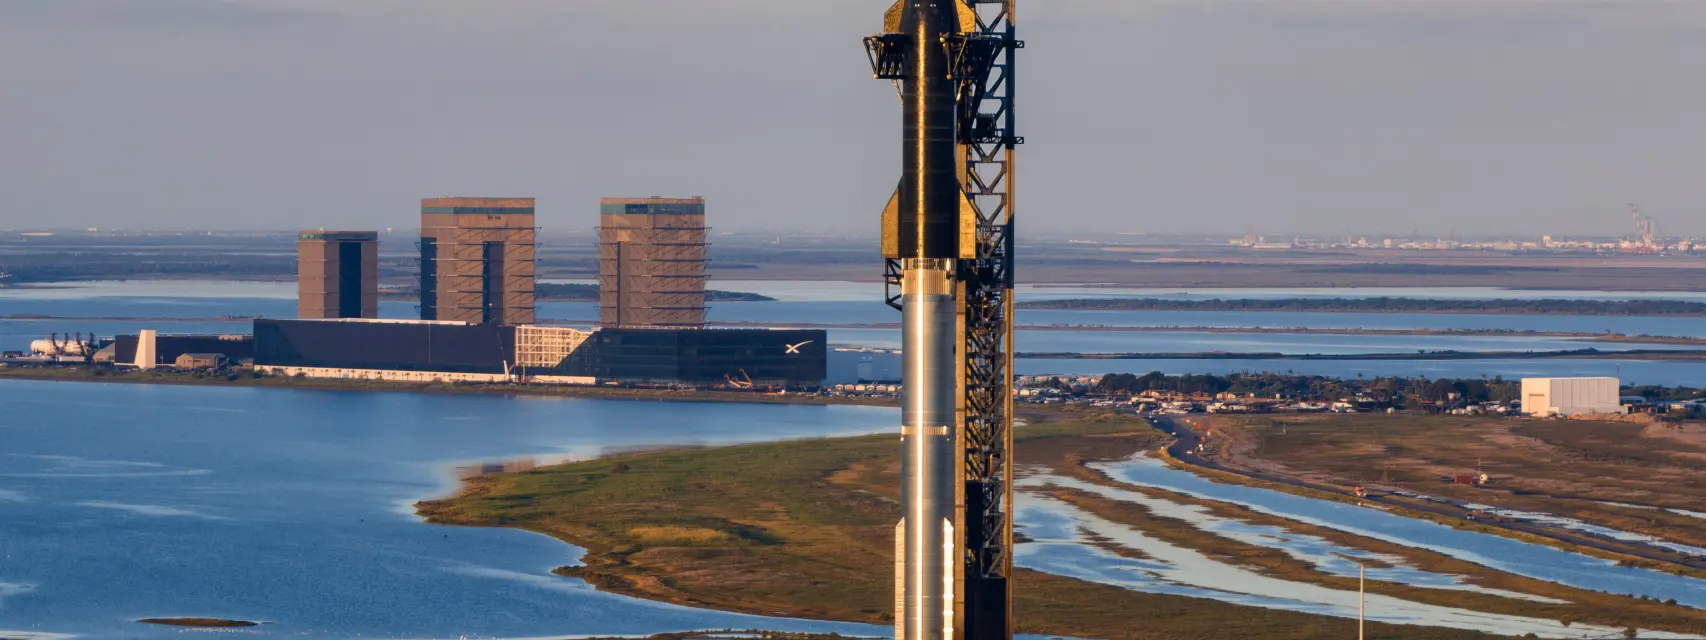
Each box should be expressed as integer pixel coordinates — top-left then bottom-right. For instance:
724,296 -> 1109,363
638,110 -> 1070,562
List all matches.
297,230 -> 378,319
419,197 -> 537,325
598,197 -> 708,328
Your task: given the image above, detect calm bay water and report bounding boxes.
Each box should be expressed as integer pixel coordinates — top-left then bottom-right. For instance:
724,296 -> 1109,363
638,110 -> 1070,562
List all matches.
0,380 -> 893,639
6,280 -> 1706,385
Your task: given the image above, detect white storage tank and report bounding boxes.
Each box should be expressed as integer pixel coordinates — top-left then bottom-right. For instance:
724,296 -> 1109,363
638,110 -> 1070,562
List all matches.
1521,377 -> 1623,417
29,339 -> 90,356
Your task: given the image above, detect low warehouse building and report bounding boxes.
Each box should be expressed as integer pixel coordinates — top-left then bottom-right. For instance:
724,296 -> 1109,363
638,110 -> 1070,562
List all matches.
1521,377 -> 1624,416
174,353 -> 229,370
115,333 -> 254,369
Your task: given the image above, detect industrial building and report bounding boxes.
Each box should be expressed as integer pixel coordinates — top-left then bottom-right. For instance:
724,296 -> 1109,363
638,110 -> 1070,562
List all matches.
1521,377 -> 1625,416
174,353 -> 230,370
577,328 -> 824,386
255,318 -> 520,375
297,230 -> 378,319
598,197 -> 708,328
237,195 -> 826,388
114,332 -> 254,370
250,318 -> 825,388
420,197 -> 537,325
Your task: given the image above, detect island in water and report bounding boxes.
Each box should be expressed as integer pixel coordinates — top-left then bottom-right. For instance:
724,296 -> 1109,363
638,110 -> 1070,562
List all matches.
379,283 -> 776,302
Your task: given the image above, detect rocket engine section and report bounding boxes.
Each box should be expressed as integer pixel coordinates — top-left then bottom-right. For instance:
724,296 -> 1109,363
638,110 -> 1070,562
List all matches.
866,2 -> 1020,640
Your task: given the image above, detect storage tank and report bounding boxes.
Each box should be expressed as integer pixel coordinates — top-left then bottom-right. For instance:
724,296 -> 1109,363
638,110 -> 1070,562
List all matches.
30,339 -> 89,356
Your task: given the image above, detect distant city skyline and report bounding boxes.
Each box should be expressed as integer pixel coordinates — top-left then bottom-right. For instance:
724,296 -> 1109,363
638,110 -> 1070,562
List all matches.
2,1 -> 1705,236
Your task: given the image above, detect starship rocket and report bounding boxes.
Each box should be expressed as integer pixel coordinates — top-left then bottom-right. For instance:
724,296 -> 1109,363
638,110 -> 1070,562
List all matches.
872,2 -> 982,640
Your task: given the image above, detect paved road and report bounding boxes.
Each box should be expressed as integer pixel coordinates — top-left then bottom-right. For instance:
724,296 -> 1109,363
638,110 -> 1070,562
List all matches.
1146,414 -> 1706,572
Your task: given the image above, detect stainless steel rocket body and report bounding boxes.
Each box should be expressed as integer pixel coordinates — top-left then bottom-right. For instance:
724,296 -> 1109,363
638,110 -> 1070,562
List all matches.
872,1 -> 1016,637
898,0 -> 961,260
900,260 -> 956,640
889,3 -> 968,640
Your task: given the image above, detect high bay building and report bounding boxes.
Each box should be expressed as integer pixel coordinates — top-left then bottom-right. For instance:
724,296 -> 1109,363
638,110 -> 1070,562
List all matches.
598,197 -> 709,328
419,197 -> 537,325
257,195 -> 825,388
296,230 -> 379,319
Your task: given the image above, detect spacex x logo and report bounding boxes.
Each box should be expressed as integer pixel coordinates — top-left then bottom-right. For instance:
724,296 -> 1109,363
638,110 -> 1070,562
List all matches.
785,340 -> 814,354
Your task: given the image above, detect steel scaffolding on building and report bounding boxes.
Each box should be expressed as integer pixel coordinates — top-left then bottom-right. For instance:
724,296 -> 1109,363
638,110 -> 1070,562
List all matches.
419,198 -> 538,326
514,325 -> 593,373
597,197 -> 710,329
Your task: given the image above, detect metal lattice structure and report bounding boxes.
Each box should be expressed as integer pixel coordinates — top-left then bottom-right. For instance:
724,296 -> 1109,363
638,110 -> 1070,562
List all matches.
867,2 -> 1019,638
952,2 -> 1019,636
514,325 -> 593,373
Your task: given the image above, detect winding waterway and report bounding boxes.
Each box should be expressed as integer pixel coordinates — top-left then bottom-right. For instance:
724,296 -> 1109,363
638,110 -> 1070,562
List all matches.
1092,455 -> 1706,608
1014,491 -> 1701,639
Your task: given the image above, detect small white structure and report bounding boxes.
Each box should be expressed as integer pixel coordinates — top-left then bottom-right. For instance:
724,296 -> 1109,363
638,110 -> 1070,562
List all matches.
134,329 -> 157,370
1521,377 -> 1623,416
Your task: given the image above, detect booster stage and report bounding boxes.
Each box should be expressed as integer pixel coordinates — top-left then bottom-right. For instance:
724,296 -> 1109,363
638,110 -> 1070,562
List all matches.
864,2 -> 1021,639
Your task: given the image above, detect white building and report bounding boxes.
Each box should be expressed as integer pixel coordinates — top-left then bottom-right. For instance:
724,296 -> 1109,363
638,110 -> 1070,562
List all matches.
1520,377 -> 1624,417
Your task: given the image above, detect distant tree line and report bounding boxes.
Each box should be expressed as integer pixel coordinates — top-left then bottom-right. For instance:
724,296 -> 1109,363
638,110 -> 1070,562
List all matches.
1,256 -> 296,283
1018,297 -> 1706,316
1090,371 -> 1548,404
1624,385 -> 1706,401
532,283 -> 775,302
380,283 -> 775,302
1089,371 -> 1706,405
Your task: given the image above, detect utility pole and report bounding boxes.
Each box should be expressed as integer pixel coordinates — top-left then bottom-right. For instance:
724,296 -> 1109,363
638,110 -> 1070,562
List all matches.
1359,563 -> 1366,640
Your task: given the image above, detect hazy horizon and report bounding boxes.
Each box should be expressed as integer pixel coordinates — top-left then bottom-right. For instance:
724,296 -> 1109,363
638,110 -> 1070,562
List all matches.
3,1 -> 1704,236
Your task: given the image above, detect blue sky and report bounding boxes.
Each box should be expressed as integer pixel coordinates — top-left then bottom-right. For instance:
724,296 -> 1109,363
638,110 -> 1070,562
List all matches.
2,0 -> 1703,236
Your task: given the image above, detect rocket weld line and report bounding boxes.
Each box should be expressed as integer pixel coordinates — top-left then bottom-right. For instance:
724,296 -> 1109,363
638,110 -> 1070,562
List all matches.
902,426 -> 952,436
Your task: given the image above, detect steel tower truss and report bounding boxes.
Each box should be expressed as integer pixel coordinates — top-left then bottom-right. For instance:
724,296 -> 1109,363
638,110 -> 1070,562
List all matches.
867,1 -> 1020,637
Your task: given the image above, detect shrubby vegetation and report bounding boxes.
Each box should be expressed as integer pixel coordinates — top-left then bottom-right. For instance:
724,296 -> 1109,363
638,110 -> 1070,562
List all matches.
1081,372 -> 1706,411
1090,371 -> 1521,403
381,283 -> 774,302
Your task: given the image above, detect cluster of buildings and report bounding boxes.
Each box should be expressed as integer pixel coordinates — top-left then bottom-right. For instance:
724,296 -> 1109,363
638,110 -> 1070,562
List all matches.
1010,374 -> 1674,418
112,196 -> 827,388
1234,234 -> 1701,254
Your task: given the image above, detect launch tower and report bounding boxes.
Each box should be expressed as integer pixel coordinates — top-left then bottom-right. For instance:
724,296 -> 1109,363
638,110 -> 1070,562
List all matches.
865,2 -> 1020,639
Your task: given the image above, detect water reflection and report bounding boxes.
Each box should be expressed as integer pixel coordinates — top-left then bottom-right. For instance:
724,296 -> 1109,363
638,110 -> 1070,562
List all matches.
1022,472 -> 1561,603
0,381 -> 894,639
1014,492 -> 1700,638
1094,455 -> 1706,609
454,459 -> 537,479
